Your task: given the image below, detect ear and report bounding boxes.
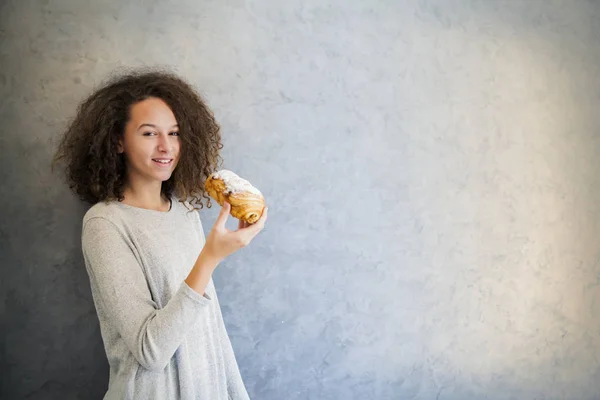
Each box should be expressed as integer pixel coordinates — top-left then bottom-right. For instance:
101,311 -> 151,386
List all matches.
117,138 -> 124,154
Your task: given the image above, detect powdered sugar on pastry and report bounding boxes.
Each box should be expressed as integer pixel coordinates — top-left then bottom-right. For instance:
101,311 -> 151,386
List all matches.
211,170 -> 262,196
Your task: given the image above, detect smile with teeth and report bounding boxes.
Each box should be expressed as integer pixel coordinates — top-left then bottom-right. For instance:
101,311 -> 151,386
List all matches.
153,158 -> 173,165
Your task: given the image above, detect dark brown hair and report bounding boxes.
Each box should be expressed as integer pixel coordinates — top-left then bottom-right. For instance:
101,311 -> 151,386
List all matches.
52,68 -> 223,210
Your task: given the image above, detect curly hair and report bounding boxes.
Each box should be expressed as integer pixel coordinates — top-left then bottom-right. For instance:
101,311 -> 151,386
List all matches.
52,68 -> 223,210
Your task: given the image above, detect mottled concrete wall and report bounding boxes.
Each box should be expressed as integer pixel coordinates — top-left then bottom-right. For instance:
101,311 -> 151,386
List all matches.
3,0 -> 600,399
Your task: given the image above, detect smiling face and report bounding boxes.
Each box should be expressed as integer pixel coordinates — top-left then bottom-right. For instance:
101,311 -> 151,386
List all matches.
118,97 -> 181,188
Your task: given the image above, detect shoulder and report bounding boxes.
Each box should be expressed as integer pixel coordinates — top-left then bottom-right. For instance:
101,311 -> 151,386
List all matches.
84,200 -> 119,221
81,202 -> 134,256
82,200 -> 128,233
171,196 -> 206,240
172,196 -> 202,220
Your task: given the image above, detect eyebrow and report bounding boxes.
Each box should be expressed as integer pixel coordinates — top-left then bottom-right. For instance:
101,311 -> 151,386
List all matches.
137,123 -> 179,130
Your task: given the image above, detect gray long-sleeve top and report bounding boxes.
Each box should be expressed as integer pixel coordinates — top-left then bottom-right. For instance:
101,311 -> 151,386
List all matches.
81,196 -> 250,399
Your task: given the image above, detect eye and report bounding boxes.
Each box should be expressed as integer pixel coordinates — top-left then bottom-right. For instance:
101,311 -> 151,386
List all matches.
143,131 -> 156,136
170,131 -> 179,136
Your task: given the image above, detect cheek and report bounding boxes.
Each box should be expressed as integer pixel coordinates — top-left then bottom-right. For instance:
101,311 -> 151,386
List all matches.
125,141 -> 152,164
174,141 -> 182,159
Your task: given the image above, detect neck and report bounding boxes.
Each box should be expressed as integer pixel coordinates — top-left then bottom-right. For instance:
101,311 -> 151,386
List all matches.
122,179 -> 169,212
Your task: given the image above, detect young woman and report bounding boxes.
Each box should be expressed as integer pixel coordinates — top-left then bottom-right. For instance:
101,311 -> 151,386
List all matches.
53,69 -> 267,399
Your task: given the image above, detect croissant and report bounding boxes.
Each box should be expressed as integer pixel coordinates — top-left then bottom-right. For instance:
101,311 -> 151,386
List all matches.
204,170 -> 266,224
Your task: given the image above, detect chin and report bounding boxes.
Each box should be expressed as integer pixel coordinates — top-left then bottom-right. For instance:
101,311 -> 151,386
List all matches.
157,172 -> 174,182
143,161 -> 178,182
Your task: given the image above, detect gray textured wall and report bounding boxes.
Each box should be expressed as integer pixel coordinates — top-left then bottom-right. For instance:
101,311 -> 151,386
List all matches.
2,0 -> 600,399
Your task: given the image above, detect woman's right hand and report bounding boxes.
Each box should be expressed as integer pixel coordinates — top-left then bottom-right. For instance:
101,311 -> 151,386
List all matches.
201,201 -> 268,264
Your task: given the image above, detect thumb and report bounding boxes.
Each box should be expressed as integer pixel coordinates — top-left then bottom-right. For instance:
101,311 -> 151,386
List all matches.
215,201 -> 231,229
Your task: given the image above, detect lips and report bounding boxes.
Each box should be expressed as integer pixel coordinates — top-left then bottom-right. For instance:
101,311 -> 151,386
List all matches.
152,158 -> 173,167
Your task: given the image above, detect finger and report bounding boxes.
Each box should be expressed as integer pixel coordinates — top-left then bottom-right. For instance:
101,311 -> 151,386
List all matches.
215,201 -> 231,229
237,208 -> 267,242
258,207 -> 268,224
250,207 -> 268,232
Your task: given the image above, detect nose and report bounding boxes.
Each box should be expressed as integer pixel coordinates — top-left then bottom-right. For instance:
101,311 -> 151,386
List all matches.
157,134 -> 171,153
